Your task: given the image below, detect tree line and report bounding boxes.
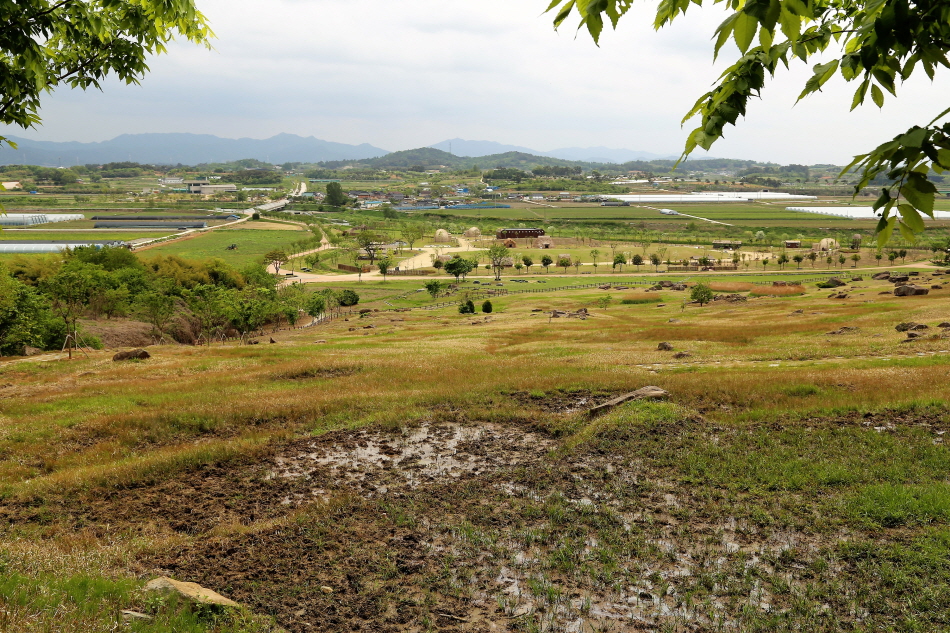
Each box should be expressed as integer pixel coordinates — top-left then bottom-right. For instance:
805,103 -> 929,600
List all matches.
0,247 -> 358,357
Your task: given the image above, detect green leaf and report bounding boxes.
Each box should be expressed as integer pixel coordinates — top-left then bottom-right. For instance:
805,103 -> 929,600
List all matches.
898,203 -> 926,232
733,12 -> 758,53
899,127 -> 928,148
871,84 -> 884,107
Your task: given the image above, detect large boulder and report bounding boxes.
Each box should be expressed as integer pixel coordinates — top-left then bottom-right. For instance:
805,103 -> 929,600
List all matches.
872,272 -> 891,280
657,342 -> 674,351
890,274 -> 910,283
894,284 -> 929,296
112,349 -> 150,361
144,577 -> 239,607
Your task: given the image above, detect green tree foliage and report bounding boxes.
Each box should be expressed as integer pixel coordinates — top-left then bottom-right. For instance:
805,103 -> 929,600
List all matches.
487,243 -> 510,281
0,270 -> 59,356
690,282 -> 714,306
547,0 -> 950,240
481,300 -> 493,313
612,253 -> 626,272
424,280 -> 445,298
459,299 -> 476,314
305,292 -> 327,321
325,182 -> 349,207
541,254 -> 554,273
444,256 -> 475,282
263,250 -> 288,275
400,223 -> 424,249
337,289 -> 360,306
1,0 -> 212,147
376,255 -> 394,281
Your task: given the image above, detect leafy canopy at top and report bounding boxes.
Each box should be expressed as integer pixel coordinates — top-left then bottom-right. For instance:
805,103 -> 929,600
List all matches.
1,0 -> 213,148
547,0 -> 950,243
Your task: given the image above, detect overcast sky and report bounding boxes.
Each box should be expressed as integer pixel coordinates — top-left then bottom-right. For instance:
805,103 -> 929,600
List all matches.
3,0 -> 947,164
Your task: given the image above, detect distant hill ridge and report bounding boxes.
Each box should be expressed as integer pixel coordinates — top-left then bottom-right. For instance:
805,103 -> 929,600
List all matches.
0,132 -> 743,170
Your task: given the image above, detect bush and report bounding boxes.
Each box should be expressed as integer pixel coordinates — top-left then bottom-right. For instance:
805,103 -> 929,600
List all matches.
482,300 -> 493,313
459,300 -> 476,314
337,289 -> 359,306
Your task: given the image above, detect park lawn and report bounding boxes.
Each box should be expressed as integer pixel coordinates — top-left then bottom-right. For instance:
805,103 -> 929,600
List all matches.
3,274 -> 950,630
138,228 -> 313,267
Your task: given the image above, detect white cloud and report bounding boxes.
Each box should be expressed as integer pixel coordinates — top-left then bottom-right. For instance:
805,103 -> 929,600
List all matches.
3,0 -> 948,164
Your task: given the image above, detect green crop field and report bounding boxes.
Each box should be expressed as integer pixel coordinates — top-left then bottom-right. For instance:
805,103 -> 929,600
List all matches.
138,226 -> 312,266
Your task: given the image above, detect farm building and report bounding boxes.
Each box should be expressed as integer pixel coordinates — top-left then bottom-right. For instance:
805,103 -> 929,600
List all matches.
816,238 -> 839,251
502,239 -> 517,248
784,240 -> 802,248
496,228 -> 544,239
463,227 -> 481,238
434,229 -> 452,243
535,236 -> 554,249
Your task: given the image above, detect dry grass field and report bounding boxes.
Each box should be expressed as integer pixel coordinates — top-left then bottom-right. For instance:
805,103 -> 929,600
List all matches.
2,273 -> 950,632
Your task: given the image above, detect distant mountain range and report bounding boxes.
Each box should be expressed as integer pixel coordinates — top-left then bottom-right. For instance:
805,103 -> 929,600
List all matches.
0,132 -> 715,167
0,133 -> 389,166
428,138 -> 681,162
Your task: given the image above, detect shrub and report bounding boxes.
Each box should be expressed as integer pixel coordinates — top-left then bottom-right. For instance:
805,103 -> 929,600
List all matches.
337,289 -> 359,306
482,300 -> 493,313
459,300 -> 476,314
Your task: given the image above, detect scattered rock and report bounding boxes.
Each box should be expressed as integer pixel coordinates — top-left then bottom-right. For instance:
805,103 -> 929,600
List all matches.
314,340 -> 328,344
829,292 -> 849,299
671,284 -> 687,291
247,339 -> 259,345
825,277 -> 847,287
348,327 -> 356,331
586,386 -> 670,418
790,309 -> 804,315
772,280 -> 789,286
660,280 -> 674,288
657,303 -> 667,307
909,323 -> 929,330
269,337 -> 277,344
909,271 -> 920,276
112,349 -> 150,362
713,293 -> 747,302
890,274 -> 910,283
531,308 -> 543,312
359,309 -> 372,315
938,322 -> 950,328
320,586 -> 334,594
895,322 -> 918,332
906,332 -> 923,339
672,351 -> 691,359
668,318 -> 681,323
827,326 -> 860,335
851,276 -> 864,281
933,285 -> 943,290
894,284 -> 929,296
23,345 -> 43,356
121,610 -> 152,621
657,342 -> 674,351
362,325 -> 375,329
872,272 -> 891,280
144,577 -> 239,607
